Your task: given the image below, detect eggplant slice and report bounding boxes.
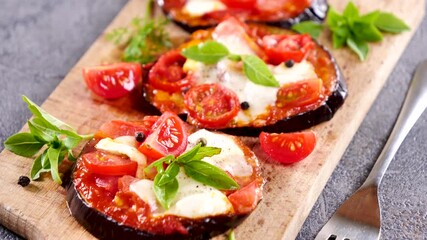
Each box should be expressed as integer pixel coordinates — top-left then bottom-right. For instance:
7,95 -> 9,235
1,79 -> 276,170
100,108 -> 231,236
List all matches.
143,22 -> 347,136
157,0 -> 328,32
67,127 -> 263,239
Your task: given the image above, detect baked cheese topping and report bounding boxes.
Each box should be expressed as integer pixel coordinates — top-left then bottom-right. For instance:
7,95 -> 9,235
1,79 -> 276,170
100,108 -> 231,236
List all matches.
130,170 -> 234,218
187,129 -> 253,177
182,0 -> 226,17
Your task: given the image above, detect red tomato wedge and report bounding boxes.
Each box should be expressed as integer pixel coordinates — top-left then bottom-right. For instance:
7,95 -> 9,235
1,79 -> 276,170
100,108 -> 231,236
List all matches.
256,0 -> 311,15
259,131 -> 316,164
83,62 -> 142,99
93,175 -> 120,197
184,83 -> 240,128
148,50 -> 193,93
82,151 -> 138,176
261,34 -> 314,65
220,0 -> 257,9
228,179 -> 263,214
138,112 -> 188,160
276,78 -> 322,109
118,175 -> 139,192
94,116 -> 159,139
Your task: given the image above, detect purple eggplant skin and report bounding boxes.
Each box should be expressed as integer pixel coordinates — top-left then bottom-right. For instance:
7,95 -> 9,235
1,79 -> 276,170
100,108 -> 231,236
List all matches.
66,176 -> 247,240
157,0 -> 328,33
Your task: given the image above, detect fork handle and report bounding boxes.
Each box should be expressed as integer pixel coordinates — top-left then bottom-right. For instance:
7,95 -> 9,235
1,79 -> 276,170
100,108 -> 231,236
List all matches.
363,60 -> 427,187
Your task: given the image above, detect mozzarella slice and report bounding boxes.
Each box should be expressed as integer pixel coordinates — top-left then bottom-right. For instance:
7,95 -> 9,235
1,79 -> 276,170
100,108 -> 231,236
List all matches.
129,170 -> 233,218
187,129 -> 253,177
95,137 -> 147,178
182,0 -> 226,17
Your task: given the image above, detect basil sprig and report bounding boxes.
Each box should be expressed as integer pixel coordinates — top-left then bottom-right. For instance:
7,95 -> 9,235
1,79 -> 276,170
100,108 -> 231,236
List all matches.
4,96 -> 93,184
145,143 -> 239,209
291,1 -> 410,61
181,41 -> 280,87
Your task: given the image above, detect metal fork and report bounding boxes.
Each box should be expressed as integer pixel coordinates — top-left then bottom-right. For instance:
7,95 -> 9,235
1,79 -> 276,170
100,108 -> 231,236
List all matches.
315,59 -> 427,240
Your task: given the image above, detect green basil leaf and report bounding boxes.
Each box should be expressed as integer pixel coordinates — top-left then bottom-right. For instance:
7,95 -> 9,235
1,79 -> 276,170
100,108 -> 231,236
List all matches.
61,129 -> 83,149
153,173 -> 179,209
176,144 -> 201,163
332,32 -> 347,48
192,146 -> 221,161
343,1 -> 360,22
227,54 -> 242,62
374,12 -> 410,33
358,11 -> 380,24
22,96 -> 73,131
145,155 -> 174,174
157,162 -> 180,186
352,21 -> 383,42
30,149 -> 50,180
67,149 -> 77,162
183,161 -> 239,190
4,133 -> 44,157
181,41 -> 230,64
347,37 -> 369,61
28,118 -> 56,143
291,21 -> 324,39
47,147 -> 62,184
326,7 -> 345,29
242,55 -> 279,87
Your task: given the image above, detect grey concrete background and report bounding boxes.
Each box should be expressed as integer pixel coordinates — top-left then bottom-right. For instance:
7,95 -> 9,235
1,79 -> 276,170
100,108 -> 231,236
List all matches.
0,1 -> 426,239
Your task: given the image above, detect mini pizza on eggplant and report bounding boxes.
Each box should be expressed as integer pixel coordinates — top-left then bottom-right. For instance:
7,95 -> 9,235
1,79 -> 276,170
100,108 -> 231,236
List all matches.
67,112 -> 263,240
158,0 -> 328,32
143,17 -> 347,136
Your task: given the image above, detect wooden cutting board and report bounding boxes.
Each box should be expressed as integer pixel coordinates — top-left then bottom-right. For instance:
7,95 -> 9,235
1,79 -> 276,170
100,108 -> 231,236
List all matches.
0,0 -> 424,239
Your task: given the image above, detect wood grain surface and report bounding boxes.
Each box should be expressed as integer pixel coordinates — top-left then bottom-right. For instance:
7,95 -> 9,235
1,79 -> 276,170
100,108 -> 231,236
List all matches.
0,0 -> 424,239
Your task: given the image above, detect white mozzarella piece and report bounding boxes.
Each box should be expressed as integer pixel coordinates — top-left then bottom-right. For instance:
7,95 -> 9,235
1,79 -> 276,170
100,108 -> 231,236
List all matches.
129,170 -> 233,218
95,137 -> 147,178
183,0 -> 226,17
187,129 -> 253,177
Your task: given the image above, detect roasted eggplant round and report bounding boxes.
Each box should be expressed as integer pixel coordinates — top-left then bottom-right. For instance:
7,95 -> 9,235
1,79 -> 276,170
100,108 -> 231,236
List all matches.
143,17 -> 347,136
157,0 -> 328,32
67,115 -> 263,239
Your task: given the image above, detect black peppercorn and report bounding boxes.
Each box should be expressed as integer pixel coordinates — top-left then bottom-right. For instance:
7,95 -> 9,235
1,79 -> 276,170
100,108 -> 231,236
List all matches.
285,60 -> 295,68
240,101 -> 250,110
197,138 -> 207,147
135,132 -> 146,142
18,176 -> 30,187
178,113 -> 188,122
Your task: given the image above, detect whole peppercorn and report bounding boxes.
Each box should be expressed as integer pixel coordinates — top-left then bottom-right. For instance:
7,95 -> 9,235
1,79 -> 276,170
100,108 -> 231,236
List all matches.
240,101 -> 250,110
285,60 -> 295,68
18,176 -> 30,187
135,132 -> 146,143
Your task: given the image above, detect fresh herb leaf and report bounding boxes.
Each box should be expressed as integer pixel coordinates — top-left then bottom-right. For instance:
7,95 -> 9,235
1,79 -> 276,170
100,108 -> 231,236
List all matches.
4,96 -> 94,184
342,1 -> 360,24
182,41 -> 230,64
183,160 -> 239,190
242,55 -> 280,87
47,146 -> 63,184
227,54 -> 242,62
346,37 -> 369,61
145,155 -> 174,174
22,96 -> 73,131
105,27 -> 128,44
176,144 -> 201,163
375,12 -> 410,33
228,229 -> 236,240
291,21 -> 324,39
156,162 -> 180,186
352,21 -> 383,42
192,146 -> 221,161
153,172 -> 179,209
4,133 -> 44,157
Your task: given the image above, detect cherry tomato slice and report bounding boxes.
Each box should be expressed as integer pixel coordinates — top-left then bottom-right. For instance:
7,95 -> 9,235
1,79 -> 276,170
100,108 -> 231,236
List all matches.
259,131 -> 316,164
138,111 -> 188,160
93,175 -> 120,197
82,151 -> 138,176
94,116 -> 159,139
118,175 -> 139,192
276,78 -> 322,108
227,179 -> 263,214
220,0 -> 257,9
148,50 -> 193,93
83,62 -> 142,99
184,83 -> 240,128
256,0 -> 311,16
261,34 -> 314,65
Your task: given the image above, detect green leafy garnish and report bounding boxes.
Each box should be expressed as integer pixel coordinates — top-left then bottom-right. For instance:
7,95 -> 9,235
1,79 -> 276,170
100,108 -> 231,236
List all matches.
181,41 -> 279,87
4,96 -> 94,184
145,143 -> 239,209
106,0 -> 172,64
181,41 -> 230,64
291,1 -> 410,61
